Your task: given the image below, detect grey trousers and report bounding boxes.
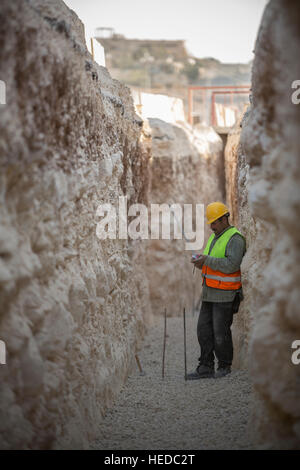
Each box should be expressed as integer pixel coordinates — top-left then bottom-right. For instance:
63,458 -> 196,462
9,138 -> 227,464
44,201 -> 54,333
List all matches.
197,301 -> 234,369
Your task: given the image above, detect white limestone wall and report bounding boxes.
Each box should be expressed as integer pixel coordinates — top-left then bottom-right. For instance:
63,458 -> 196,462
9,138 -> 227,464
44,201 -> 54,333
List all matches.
0,0 -> 152,449
239,0 -> 300,449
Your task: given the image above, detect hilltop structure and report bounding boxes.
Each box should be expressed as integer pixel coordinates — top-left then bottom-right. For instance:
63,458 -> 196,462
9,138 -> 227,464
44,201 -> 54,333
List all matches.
95,32 -> 251,92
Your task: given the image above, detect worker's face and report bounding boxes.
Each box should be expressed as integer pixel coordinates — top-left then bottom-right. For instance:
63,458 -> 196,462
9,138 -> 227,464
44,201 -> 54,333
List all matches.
210,216 -> 228,235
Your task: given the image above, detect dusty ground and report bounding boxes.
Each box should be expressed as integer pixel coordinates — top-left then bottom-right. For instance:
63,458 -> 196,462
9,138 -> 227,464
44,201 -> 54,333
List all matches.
91,313 -> 255,450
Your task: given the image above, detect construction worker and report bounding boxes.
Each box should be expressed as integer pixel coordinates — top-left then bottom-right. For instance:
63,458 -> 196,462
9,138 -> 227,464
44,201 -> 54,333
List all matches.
187,202 -> 246,379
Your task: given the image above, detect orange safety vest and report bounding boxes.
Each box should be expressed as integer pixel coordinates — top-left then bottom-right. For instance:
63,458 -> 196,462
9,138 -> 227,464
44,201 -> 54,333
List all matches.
201,227 -> 244,291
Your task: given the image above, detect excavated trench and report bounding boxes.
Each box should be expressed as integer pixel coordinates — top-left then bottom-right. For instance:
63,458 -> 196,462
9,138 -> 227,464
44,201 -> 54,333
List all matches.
0,0 -> 299,450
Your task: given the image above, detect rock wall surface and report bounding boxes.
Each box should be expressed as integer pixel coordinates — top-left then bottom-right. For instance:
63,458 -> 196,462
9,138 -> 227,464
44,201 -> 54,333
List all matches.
224,112 -> 246,228
145,120 -> 224,316
239,0 -> 300,449
224,111 -> 254,370
0,0 -> 152,449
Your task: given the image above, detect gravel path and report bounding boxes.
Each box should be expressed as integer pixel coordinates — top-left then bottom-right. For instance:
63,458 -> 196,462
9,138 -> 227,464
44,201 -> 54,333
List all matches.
91,314 -> 254,450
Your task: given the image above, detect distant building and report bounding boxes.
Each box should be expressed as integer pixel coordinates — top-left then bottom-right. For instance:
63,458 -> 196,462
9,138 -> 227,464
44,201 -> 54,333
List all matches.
95,27 -> 115,38
95,32 -> 188,70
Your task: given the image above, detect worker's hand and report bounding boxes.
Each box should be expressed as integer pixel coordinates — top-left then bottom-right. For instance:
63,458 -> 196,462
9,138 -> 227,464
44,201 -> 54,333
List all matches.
191,254 -> 207,269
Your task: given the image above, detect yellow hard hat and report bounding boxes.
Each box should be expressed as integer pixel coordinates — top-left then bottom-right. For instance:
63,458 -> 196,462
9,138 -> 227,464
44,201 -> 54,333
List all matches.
206,202 -> 229,224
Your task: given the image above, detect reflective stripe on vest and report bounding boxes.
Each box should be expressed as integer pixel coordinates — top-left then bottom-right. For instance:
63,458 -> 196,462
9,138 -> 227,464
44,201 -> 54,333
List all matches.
201,227 -> 244,290
204,274 -> 241,282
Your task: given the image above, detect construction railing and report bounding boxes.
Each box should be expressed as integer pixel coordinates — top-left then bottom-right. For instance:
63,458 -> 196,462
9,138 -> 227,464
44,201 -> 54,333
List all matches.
187,85 -> 251,127
211,90 -> 250,127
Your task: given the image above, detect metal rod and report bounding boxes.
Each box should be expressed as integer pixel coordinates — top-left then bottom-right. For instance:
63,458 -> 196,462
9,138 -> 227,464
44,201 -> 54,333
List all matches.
192,281 -> 195,317
212,90 -> 250,94
135,354 -> 145,376
183,307 -> 187,381
162,307 -> 167,379
90,37 -> 94,60
188,85 -> 251,91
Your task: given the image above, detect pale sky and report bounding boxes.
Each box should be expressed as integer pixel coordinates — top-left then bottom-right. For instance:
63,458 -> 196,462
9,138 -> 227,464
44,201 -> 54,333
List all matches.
64,0 -> 268,63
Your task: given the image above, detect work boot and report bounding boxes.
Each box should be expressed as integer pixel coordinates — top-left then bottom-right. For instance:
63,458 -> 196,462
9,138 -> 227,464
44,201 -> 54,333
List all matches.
186,364 -> 214,380
214,367 -> 231,378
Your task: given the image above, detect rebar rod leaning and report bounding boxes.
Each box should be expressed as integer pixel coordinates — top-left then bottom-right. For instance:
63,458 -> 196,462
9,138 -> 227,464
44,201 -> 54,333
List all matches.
183,307 -> 187,381
135,354 -> 145,376
192,282 -> 195,317
162,307 -> 167,379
